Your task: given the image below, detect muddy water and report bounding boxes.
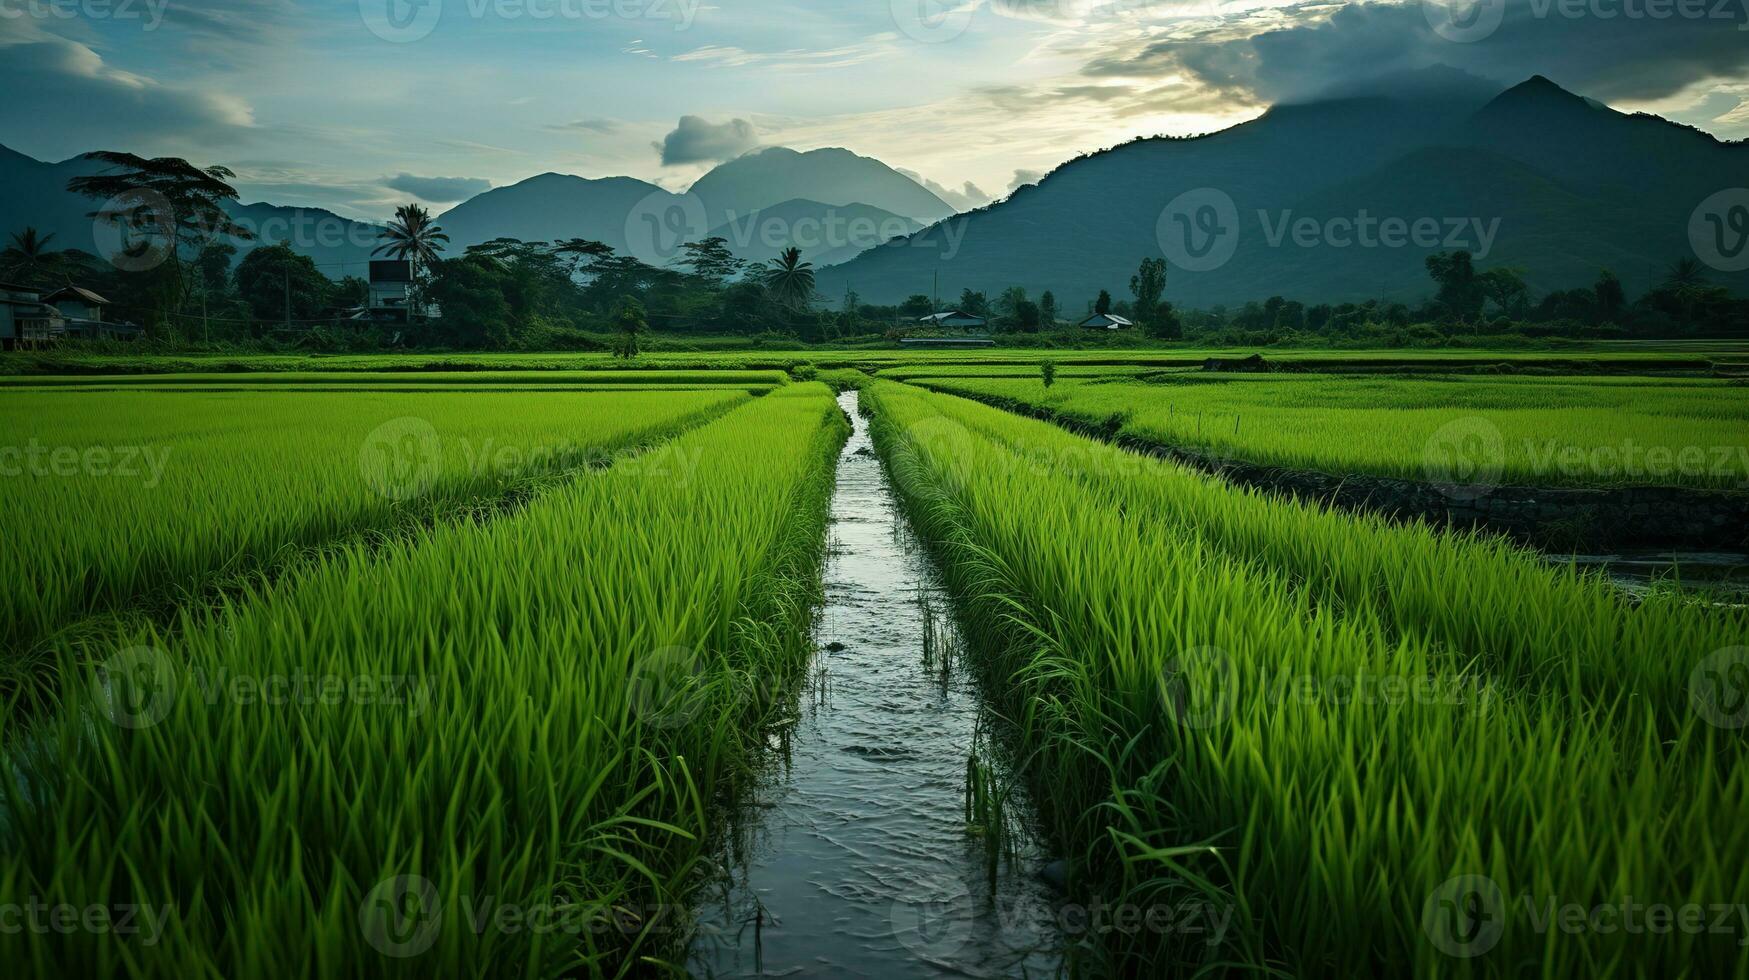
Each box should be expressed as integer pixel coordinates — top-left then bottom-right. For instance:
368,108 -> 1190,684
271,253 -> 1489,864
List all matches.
686,391 -> 1065,978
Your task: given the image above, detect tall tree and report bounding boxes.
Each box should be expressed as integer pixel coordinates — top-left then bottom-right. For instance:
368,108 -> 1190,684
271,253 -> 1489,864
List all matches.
374,204 -> 449,268
957,288 -> 989,318
235,243 -> 331,324
67,152 -> 253,331
1426,250 -> 1485,321
994,285 -> 1028,328
1593,270 -> 1625,322
1094,289 -> 1112,316
553,238 -> 614,279
1039,290 -> 1058,329
760,247 -> 815,308
1130,257 -> 1167,328
677,237 -> 744,287
374,204 -> 450,317
1477,267 -> 1529,319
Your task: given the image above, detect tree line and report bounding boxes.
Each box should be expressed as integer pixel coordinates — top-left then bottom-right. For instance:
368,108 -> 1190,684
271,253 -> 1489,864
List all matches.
2,153 -> 1741,350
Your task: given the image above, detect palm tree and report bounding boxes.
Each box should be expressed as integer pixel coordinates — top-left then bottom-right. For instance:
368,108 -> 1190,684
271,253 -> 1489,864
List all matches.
374,204 -> 449,268
2,227 -> 63,285
760,246 -> 814,308
374,204 -> 449,317
1661,257 -> 1710,325
1663,257 -> 1707,290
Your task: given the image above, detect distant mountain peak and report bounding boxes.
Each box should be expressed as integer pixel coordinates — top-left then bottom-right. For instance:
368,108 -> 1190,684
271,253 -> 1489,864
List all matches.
687,145 -> 955,224
1493,74 -> 1591,106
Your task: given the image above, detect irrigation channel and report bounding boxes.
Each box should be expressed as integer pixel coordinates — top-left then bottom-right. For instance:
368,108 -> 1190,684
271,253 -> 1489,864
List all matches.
686,390 -> 1067,977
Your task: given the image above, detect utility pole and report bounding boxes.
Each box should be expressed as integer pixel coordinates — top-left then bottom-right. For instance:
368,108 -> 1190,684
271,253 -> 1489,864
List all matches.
283,263 -> 291,330
932,269 -> 939,312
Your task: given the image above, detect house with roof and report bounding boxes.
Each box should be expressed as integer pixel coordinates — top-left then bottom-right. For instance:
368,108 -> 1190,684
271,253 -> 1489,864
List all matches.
1079,313 -> 1134,330
1,282 -> 51,350
0,283 -> 138,347
916,310 -> 988,329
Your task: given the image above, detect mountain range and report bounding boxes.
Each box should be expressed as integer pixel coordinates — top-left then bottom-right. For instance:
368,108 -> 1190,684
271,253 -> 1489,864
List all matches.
815,72 -> 1749,310
0,143 -> 949,277
3,71 -> 1744,309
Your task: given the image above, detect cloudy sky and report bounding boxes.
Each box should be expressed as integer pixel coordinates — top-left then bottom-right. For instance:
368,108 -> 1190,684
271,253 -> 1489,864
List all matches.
3,0 -> 1745,220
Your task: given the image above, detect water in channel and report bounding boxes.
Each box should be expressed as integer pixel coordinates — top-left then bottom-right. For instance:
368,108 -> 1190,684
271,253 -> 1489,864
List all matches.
686,390 -> 1065,978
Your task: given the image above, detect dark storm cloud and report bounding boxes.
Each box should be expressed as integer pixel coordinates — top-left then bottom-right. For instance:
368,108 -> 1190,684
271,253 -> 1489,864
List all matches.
1086,1 -> 1749,105
655,116 -> 759,165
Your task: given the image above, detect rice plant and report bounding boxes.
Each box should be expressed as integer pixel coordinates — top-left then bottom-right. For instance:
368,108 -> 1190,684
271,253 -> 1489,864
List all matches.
864,379 -> 1749,978
0,384 -> 847,978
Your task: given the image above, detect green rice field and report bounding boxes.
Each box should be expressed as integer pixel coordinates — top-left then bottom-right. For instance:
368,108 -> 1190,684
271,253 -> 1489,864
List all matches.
2,352 -> 1745,977
914,372 -> 1749,490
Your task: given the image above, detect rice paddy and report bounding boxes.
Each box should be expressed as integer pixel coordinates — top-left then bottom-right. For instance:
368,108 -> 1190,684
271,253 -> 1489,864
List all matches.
2,352 -> 1745,978
914,373 -> 1749,490
862,379 -> 1749,976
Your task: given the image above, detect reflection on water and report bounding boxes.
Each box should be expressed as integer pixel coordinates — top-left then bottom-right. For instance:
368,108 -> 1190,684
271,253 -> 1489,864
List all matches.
687,391 -> 1065,978
1547,550 -> 1749,604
